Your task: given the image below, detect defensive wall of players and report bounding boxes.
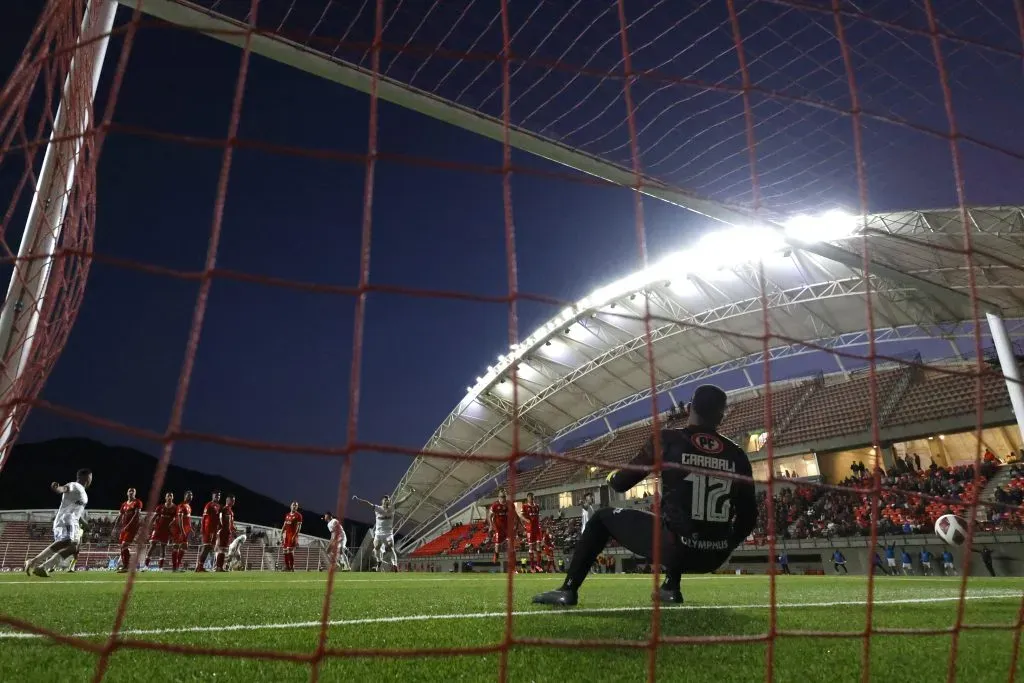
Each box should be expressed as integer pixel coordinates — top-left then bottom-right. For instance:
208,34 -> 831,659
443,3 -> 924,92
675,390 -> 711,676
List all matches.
0,509 -> 342,571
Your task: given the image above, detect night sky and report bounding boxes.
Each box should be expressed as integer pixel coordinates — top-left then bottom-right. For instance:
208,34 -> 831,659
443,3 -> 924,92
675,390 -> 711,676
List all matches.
1,1 -> 1022,523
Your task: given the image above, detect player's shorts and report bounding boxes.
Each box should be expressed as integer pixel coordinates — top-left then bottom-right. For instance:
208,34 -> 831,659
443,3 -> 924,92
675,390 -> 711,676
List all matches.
118,527 -> 138,545
53,517 -> 81,543
171,527 -> 190,545
886,558 -> 896,567
282,532 -> 298,549
525,525 -> 542,544
374,532 -> 395,547
492,529 -> 508,545
201,526 -> 217,545
150,527 -> 171,544
218,530 -> 233,548
944,562 -> 954,569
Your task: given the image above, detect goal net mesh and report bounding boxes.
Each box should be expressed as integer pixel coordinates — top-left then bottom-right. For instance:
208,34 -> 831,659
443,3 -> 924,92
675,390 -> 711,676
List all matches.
1,0 -> 1023,681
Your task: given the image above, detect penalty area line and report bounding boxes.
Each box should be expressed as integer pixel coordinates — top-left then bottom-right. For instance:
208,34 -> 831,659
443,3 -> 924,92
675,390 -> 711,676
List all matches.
0,593 -> 1020,641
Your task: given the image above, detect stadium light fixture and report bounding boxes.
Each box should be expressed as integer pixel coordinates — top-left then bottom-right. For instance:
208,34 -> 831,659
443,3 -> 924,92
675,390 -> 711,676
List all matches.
460,210 -> 857,399
783,209 -> 858,244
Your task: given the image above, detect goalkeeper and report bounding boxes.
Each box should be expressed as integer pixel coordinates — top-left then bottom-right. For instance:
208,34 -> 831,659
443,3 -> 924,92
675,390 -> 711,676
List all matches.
532,385 -> 757,606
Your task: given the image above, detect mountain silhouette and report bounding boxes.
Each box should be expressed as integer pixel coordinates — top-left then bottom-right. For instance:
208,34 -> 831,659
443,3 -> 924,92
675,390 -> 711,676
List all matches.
0,438 -> 369,540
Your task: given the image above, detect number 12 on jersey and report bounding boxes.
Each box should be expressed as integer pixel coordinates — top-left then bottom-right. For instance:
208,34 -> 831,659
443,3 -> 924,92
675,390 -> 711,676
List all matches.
684,472 -> 732,522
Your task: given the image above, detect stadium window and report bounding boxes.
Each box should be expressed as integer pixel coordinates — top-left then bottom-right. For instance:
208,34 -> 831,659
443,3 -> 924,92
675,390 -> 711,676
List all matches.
625,478 -> 657,500
558,491 -> 573,509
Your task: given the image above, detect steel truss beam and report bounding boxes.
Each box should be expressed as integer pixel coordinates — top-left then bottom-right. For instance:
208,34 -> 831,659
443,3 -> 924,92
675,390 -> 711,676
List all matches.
509,275 -> 915,428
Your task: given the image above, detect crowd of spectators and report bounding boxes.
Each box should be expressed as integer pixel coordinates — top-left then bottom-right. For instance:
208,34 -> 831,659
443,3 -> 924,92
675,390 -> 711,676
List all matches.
752,460 -> 1021,542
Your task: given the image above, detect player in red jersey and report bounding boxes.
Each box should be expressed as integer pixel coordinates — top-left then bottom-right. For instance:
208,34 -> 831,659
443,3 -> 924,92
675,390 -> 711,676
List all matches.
489,488 -> 514,566
115,488 -> 143,573
280,501 -> 302,571
541,528 -> 556,573
215,494 -> 236,572
170,490 -> 193,571
194,490 -> 221,572
519,492 -> 542,572
144,492 -> 176,569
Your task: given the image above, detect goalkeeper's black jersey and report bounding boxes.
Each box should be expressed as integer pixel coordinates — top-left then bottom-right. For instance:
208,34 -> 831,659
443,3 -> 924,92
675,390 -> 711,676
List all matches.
608,427 -> 756,548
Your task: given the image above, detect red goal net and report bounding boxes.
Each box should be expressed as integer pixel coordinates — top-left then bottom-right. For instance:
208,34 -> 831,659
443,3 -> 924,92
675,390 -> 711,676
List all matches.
1,0 -> 1023,681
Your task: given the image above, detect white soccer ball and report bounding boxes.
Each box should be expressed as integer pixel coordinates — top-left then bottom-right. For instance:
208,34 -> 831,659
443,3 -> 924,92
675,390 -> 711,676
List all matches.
934,513 -> 969,547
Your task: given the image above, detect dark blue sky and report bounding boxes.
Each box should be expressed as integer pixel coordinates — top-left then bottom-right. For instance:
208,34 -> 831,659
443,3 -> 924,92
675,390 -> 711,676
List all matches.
2,2 -> 1022,521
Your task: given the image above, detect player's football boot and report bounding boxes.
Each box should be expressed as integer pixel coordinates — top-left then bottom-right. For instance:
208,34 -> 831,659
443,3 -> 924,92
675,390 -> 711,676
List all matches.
32,566 -> 49,578
531,588 -> 578,606
23,560 -> 32,576
655,587 -> 684,604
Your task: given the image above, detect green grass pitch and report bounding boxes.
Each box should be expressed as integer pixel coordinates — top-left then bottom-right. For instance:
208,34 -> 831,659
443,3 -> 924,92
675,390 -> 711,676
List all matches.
0,572 -> 1021,682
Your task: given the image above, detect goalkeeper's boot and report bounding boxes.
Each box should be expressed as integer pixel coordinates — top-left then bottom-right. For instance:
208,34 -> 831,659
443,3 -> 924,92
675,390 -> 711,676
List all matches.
655,586 -> 684,604
531,587 -> 578,606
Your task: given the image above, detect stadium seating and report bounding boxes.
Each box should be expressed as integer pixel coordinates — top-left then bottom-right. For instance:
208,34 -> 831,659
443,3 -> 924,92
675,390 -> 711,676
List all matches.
410,522 -> 488,557
718,381 -> 811,442
775,370 -> 902,446
885,368 -> 1011,427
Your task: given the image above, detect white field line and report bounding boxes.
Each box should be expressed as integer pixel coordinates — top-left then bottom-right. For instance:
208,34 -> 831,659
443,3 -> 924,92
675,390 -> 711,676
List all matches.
0,593 -> 1020,641
0,574 -> 992,587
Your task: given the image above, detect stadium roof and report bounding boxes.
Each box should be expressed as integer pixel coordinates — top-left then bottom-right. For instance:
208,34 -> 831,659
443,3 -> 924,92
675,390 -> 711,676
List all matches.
391,205 -> 1024,542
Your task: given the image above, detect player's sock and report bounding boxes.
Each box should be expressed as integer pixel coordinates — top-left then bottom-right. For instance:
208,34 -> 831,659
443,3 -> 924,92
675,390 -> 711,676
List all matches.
158,557 -> 164,570
216,552 -> 225,570
121,547 -> 130,568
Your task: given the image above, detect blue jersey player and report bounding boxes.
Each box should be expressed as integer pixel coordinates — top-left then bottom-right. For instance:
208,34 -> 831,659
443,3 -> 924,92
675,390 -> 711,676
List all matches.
919,548 -> 933,575
900,549 -> 913,575
941,549 -> 955,576
832,550 -> 848,574
884,543 -> 897,573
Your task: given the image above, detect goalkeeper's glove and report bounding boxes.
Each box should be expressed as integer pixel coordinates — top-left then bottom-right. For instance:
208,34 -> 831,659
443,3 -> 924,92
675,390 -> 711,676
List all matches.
606,470 -> 619,485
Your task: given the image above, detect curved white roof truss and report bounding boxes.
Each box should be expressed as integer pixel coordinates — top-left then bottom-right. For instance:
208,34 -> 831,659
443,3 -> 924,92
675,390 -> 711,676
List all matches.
392,206 -> 1024,547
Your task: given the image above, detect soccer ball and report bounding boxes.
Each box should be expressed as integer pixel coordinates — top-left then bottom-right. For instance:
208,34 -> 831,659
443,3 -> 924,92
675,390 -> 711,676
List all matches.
934,514 -> 969,546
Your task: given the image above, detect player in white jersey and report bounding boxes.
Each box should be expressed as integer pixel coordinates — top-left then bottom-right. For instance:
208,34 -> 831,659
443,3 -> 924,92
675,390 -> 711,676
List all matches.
225,533 -> 247,570
26,469 -> 93,577
322,512 -> 350,570
580,492 -> 596,531
353,489 -> 414,571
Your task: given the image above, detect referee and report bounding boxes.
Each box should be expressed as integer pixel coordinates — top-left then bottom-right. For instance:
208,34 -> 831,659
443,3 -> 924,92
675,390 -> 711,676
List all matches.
532,384 -> 757,606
